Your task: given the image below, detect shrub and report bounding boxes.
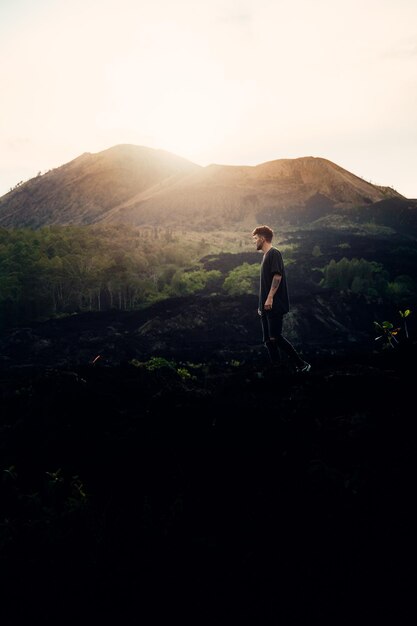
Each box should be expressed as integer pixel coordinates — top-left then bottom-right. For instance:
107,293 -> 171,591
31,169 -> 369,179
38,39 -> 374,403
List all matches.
386,275 -> 416,301
319,257 -> 388,297
223,263 -> 260,296
169,269 -> 221,296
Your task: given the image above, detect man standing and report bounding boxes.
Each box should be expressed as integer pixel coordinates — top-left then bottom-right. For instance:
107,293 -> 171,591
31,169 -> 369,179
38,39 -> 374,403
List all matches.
252,225 -> 311,372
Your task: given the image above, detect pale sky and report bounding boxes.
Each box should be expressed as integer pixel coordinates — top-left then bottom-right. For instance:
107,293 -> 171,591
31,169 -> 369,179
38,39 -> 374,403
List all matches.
1,0 -> 416,198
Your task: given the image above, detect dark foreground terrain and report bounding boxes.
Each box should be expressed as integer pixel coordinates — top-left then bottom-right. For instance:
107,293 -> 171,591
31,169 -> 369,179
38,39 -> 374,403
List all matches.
0,304 -> 416,625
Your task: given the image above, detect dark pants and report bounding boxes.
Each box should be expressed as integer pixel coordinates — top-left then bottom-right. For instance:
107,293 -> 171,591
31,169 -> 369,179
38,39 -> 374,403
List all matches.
260,312 -> 304,366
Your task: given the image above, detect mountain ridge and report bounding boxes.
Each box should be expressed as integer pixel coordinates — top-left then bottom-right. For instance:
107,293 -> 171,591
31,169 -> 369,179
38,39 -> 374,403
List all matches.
0,144 -> 405,228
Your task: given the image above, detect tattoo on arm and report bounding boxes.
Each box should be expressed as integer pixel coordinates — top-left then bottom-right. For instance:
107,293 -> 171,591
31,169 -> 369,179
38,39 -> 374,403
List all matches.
266,274 -> 282,302
271,275 -> 281,290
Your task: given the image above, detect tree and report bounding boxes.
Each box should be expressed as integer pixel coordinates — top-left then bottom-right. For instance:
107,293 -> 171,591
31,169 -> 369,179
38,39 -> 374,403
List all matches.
170,270 -> 221,296
319,257 -> 388,297
223,263 -> 259,296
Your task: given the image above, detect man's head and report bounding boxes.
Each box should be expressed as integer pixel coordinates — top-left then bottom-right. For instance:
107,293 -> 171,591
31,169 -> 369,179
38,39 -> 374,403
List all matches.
252,225 -> 274,251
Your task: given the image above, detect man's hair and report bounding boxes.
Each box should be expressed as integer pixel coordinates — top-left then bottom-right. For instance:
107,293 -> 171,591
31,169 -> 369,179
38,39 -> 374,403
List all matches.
252,225 -> 274,242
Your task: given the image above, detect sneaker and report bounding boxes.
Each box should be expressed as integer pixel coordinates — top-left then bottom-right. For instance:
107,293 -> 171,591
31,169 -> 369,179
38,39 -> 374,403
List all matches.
296,361 -> 311,373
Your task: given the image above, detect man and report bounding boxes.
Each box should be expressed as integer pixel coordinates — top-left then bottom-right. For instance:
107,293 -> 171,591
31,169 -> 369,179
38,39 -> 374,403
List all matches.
252,225 -> 311,373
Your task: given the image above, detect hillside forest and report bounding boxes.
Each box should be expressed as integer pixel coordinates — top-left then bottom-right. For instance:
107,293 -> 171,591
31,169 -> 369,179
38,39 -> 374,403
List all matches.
1,223 -> 416,328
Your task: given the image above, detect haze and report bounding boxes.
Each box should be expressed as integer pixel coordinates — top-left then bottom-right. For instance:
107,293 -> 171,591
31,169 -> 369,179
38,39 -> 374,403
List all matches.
1,0 -> 416,198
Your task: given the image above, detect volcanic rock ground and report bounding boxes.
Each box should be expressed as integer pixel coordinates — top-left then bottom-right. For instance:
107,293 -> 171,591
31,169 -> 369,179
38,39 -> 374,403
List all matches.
0,299 -> 416,624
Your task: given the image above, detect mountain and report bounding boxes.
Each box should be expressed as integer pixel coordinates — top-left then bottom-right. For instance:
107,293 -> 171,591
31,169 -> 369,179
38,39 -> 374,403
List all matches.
101,156 -> 405,228
0,144 -> 201,227
0,144 -> 405,228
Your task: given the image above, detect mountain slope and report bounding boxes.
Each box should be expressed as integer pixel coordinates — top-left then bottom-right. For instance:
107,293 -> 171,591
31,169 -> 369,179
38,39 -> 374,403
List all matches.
0,147 -> 404,228
0,145 -> 201,227
103,156 -> 404,227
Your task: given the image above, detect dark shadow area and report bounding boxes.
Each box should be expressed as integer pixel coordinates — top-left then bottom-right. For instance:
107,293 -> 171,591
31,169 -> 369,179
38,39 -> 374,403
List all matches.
1,333 -> 416,624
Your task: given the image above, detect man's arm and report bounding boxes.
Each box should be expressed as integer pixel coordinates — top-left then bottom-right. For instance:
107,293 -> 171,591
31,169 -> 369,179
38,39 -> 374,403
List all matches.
264,272 -> 281,310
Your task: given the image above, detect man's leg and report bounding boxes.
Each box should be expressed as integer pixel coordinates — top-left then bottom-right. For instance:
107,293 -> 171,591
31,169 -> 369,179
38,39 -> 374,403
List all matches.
276,335 -> 306,367
261,314 -> 281,364
268,313 -> 306,368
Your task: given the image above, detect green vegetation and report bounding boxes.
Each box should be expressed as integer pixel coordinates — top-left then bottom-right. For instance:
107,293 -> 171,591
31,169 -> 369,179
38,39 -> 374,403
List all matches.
0,225 -> 219,325
374,309 -> 412,349
129,356 -> 176,371
0,225 -> 265,325
169,269 -> 221,296
319,257 -> 416,302
129,356 -> 195,381
399,308 -> 412,339
386,275 -> 416,300
358,222 -> 396,236
223,262 -> 259,296
0,225 -> 271,325
1,223 -> 416,327
312,244 -> 323,257
320,257 -> 389,297
374,320 -> 400,349
307,215 -> 396,236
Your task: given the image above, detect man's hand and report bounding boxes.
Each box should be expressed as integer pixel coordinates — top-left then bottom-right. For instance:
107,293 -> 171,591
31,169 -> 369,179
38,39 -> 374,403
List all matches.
257,308 -> 262,316
264,296 -> 273,311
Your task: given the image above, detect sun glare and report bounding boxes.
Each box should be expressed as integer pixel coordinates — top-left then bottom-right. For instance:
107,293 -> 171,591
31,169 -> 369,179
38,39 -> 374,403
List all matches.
94,16 -> 259,162
97,82 -> 225,161
145,90 -> 224,159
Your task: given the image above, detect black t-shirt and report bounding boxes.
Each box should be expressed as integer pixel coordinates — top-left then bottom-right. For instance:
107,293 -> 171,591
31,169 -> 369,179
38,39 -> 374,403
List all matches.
259,247 -> 290,315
